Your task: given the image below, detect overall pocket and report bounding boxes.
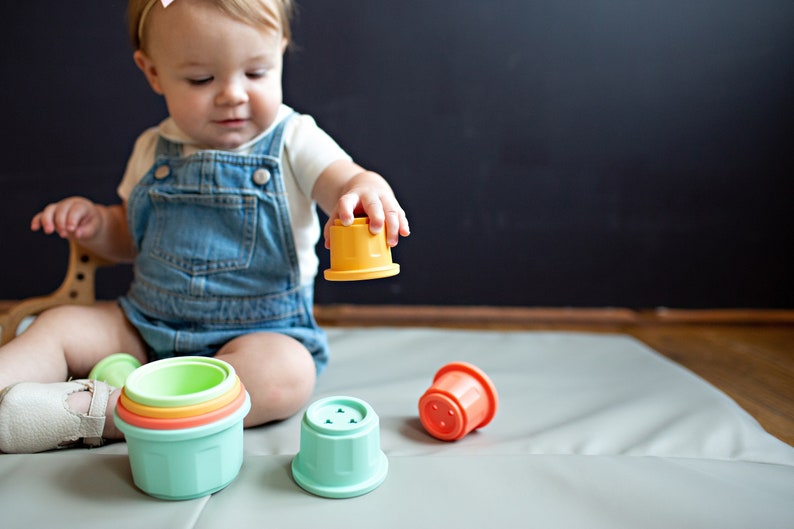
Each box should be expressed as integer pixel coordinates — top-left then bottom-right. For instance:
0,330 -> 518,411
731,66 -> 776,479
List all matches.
148,190 -> 257,275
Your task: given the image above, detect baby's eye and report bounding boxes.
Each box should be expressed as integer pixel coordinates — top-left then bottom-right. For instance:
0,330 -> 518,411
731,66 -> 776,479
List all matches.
246,70 -> 268,79
187,77 -> 213,86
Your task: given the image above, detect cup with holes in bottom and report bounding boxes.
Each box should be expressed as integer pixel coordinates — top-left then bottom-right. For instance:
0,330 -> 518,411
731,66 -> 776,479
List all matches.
292,396 -> 388,498
418,362 -> 498,441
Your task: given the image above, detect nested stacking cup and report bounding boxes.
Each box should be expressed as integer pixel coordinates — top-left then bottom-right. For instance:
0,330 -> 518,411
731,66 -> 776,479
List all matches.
123,356 -> 237,407
116,378 -> 246,430
115,393 -> 251,501
114,356 -> 250,500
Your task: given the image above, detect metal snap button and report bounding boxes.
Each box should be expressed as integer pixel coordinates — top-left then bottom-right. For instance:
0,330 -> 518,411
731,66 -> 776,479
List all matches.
253,168 -> 271,185
154,165 -> 170,180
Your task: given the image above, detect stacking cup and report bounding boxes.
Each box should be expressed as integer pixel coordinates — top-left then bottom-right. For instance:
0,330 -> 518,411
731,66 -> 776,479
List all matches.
115,393 -> 250,500
123,356 -> 236,407
114,356 -> 249,500
88,353 -> 141,387
418,362 -> 498,441
292,396 -> 388,498
324,218 -> 400,281
116,380 -> 247,430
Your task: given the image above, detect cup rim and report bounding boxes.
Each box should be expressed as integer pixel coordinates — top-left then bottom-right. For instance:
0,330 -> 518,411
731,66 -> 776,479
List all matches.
116,384 -> 246,430
123,356 -> 236,407
119,376 -> 241,418
115,391 -> 251,438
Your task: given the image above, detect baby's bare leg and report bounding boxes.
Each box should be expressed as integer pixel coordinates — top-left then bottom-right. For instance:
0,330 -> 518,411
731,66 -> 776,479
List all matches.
216,332 -> 317,428
0,302 -> 147,389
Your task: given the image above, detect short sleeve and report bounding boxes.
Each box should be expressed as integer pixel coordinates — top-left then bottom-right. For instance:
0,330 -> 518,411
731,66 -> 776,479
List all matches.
283,114 -> 352,199
117,127 -> 159,202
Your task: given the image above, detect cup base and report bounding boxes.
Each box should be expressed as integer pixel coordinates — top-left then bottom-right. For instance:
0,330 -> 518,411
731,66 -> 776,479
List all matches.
292,451 -> 388,499
324,263 -> 400,281
88,353 -> 141,387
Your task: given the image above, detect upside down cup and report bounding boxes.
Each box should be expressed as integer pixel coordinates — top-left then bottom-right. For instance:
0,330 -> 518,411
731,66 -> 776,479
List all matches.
292,396 -> 388,498
324,218 -> 400,281
418,362 -> 498,441
88,353 -> 142,387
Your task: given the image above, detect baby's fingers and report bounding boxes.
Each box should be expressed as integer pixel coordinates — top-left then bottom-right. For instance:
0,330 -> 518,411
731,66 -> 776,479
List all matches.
31,203 -> 59,235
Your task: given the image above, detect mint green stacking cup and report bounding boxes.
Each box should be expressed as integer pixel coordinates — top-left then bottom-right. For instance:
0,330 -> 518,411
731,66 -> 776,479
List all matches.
114,356 -> 250,500
292,396 -> 388,498
116,392 -> 250,500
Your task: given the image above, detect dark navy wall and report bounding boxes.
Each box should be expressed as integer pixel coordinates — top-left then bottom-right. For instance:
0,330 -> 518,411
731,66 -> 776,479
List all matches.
2,1 -> 792,307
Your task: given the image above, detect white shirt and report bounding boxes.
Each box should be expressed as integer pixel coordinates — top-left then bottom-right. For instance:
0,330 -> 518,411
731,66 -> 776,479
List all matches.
117,105 -> 351,286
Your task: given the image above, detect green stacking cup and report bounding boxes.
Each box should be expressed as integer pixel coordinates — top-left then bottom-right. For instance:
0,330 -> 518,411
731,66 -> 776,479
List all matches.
88,353 -> 141,387
123,356 -> 236,407
115,392 -> 251,500
292,396 -> 388,498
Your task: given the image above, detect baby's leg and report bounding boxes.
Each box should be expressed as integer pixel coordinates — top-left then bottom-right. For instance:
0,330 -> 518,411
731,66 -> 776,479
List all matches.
0,302 -> 148,450
0,302 -> 147,389
216,332 -> 317,428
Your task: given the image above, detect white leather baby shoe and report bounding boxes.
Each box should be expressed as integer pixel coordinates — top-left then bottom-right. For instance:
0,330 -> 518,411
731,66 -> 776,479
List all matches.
0,379 -> 113,453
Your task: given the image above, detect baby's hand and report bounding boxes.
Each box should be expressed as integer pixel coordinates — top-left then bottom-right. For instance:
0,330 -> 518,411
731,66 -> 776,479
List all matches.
30,196 -> 103,240
326,172 -> 410,249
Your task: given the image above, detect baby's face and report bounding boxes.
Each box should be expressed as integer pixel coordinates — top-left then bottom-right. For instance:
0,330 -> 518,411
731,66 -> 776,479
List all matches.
140,1 -> 286,150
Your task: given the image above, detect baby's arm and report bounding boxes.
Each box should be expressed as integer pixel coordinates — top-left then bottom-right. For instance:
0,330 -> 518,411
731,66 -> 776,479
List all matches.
312,160 -> 410,249
31,197 -> 136,263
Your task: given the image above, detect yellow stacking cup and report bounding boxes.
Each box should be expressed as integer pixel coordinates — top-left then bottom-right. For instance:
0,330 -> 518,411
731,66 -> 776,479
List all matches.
120,376 -> 242,419
324,218 -> 400,281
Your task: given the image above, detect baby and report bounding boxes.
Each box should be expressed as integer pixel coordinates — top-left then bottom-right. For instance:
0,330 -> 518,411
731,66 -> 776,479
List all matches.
0,0 -> 409,453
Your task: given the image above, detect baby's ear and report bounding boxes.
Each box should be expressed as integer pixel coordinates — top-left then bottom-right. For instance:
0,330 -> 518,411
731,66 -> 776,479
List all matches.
133,50 -> 164,95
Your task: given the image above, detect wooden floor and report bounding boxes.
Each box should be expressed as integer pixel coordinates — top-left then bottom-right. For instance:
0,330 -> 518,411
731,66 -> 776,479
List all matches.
315,305 -> 794,447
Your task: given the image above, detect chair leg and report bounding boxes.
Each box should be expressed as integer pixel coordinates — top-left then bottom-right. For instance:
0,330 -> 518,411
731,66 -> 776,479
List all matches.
0,240 -> 112,346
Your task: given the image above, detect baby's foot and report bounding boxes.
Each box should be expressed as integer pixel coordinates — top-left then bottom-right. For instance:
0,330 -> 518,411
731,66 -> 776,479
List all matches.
0,380 -> 116,453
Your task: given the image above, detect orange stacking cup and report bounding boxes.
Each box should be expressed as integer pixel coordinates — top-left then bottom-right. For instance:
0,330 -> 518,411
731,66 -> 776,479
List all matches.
324,218 -> 399,281
418,362 -> 498,441
116,381 -> 247,430
119,376 -> 242,419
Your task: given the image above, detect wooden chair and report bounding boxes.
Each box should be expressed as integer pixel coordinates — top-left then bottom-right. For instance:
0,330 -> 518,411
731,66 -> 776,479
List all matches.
0,240 -> 112,346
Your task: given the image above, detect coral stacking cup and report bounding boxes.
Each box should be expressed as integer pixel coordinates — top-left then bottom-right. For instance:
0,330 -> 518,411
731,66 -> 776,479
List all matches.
116,378 -> 246,430
114,356 -> 250,500
418,362 -> 499,441
324,218 -> 400,281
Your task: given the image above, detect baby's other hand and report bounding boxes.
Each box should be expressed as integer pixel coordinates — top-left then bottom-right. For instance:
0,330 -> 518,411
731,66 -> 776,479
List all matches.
30,196 -> 103,241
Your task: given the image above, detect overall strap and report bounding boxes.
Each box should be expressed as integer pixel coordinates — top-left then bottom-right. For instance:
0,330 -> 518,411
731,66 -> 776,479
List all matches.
252,112 -> 297,157
154,135 -> 182,158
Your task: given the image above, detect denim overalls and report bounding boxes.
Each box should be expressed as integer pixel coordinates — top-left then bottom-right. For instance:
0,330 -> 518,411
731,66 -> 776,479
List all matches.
119,115 -> 329,373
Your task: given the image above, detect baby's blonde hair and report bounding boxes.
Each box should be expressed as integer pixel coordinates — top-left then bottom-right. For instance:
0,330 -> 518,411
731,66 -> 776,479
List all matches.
128,0 -> 294,51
